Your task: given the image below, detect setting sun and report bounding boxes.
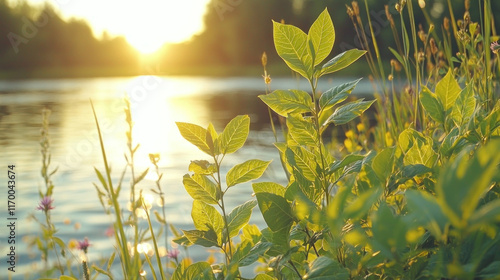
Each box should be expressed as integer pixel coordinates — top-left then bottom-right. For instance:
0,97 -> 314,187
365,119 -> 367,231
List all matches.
24,0 -> 210,54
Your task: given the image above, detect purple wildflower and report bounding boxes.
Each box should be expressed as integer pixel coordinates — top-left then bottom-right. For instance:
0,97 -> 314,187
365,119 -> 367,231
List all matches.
167,248 -> 180,259
77,238 -> 91,254
36,196 -> 54,212
491,41 -> 500,54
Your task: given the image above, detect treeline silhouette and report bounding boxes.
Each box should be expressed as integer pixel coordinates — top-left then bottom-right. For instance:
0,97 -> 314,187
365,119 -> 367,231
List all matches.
0,0 -> 497,78
0,0 -> 138,76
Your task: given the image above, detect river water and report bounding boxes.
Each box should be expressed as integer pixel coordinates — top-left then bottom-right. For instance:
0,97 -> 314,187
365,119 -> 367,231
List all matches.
0,75 -> 371,279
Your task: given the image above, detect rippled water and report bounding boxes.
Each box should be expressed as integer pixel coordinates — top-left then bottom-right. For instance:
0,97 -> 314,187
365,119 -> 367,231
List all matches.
0,75 -> 370,279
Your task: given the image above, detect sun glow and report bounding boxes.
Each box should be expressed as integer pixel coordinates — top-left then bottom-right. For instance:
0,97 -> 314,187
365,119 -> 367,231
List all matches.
26,0 -> 210,54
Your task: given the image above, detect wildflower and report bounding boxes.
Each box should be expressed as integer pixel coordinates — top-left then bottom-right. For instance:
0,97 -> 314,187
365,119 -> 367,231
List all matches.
346,5 -> 354,19
261,52 -> 267,67
167,248 -> 180,259
36,196 -> 54,212
149,153 -> 160,165
351,1 -> 360,17
390,59 -> 402,72
68,239 -> 79,250
262,72 -> 272,85
77,238 -> 91,254
443,17 -> 450,31
357,123 -> 365,132
429,38 -> 438,55
418,0 -> 425,9
105,226 -> 114,237
491,41 -> 500,54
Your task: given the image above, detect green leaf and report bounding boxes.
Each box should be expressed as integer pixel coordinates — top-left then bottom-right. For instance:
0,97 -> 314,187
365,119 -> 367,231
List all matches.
478,261 -> 500,278
328,154 -> 365,174
191,200 -> 224,241
451,83 -> 475,127
177,122 -> 213,156
303,256 -> 349,280
285,146 -> 317,181
319,78 -> 361,111
320,49 -> 366,76
218,115 -> 250,155
468,200 -> 500,230
395,164 -> 433,185
207,123 -> 220,155
253,275 -> 277,280
420,86 -> 445,124
259,89 -> 313,117
252,182 -> 286,197
183,174 -> 219,204
234,241 -> 273,267
325,99 -> 375,125
273,20 -> 313,79
404,142 -> 437,168
59,276 -> 78,280
171,261 -> 187,280
370,203 -> 408,259
372,147 -> 395,182
405,190 -> 448,242
226,159 -> 271,188
182,229 -> 219,248
227,200 -> 258,238
435,68 -> 461,112
436,140 -> 500,227
287,114 -> 317,146
344,188 -> 381,221
398,128 -> 427,152
184,262 -> 216,280
307,8 -> 335,66
189,160 -> 217,175
255,192 -> 294,232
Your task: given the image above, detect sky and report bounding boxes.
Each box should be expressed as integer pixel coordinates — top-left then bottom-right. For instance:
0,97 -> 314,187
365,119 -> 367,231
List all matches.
19,0 -> 211,53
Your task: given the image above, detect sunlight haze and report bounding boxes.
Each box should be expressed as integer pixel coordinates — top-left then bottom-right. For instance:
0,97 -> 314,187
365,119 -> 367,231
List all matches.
20,0 -> 211,53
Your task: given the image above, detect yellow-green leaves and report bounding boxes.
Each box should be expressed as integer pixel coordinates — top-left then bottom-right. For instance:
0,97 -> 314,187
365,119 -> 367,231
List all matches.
320,49 -> 367,76
192,200 -> 224,238
259,89 -> 313,117
325,99 -> 375,126
273,20 -> 312,79
176,122 -> 212,155
319,78 -> 361,112
436,140 -> 500,228
226,200 -> 257,238
177,115 -> 250,157
420,70 -> 477,131
302,256 -> 349,280
420,86 -> 444,124
274,8 -> 364,80
451,83 -> 475,127
254,192 -> 294,233
218,115 -> 250,155
183,174 -> 220,205
286,114 -> 317,146
226,159 -> 271,188
436,69 -> 461,112
308,8 -> 335,67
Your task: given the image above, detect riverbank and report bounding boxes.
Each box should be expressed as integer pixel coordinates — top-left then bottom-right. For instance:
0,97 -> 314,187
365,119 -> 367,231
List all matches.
0,60 -> 375,80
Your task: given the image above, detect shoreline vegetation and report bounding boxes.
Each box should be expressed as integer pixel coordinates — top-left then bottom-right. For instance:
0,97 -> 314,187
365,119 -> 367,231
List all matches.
0,61 -> 375,80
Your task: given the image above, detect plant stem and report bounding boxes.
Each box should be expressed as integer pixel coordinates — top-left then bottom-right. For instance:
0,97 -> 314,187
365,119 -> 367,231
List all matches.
214,156 -> 233,262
